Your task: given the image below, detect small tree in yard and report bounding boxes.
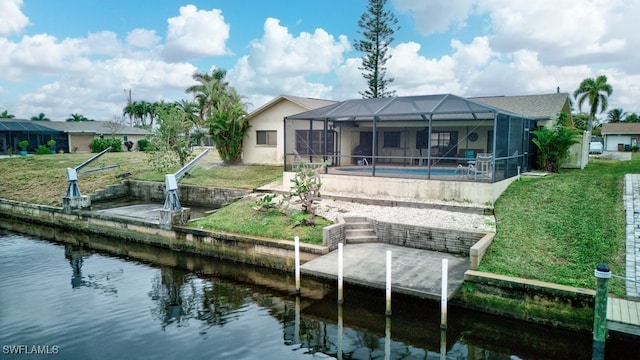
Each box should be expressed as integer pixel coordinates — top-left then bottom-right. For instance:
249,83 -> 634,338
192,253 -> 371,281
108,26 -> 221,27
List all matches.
147,105 -> 193,173
287,162 -> 328,226
532,124 -> 579,172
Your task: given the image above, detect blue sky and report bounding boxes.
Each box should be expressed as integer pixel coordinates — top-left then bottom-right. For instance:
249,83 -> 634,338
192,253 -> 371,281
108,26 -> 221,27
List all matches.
1,0 -> 639,121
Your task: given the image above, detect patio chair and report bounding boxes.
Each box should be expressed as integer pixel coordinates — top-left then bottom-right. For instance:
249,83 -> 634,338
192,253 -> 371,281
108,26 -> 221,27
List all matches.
411,149 -> 421,165
472,153 -> 493,180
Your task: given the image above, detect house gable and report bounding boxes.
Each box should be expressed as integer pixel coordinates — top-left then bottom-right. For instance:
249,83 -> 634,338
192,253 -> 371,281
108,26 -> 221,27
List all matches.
243,95 -> 337,165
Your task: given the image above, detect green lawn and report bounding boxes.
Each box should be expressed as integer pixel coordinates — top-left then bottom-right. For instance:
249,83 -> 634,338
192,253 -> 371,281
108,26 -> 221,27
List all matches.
189,197 -> 330,245
479,154 -> 637,296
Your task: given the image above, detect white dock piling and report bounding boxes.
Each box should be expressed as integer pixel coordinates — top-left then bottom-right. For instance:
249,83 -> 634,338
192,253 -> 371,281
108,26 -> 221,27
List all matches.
338,242 -> 344,304
294,236 -> 300,293
385,250 -> 392,316
441,258 -> 448,329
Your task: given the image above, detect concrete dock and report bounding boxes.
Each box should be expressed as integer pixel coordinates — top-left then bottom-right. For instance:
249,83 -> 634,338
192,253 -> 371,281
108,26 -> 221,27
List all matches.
301,243 -> 469,300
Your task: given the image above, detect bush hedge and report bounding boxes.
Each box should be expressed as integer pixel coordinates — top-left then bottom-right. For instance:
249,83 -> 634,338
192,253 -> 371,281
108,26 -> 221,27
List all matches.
91,138 -> 123,152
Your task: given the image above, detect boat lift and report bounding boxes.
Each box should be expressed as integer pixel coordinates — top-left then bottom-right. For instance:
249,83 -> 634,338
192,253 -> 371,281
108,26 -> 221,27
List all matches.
63,147 -> 117,212
163,149 -> 210,211
65,147 -> 116,198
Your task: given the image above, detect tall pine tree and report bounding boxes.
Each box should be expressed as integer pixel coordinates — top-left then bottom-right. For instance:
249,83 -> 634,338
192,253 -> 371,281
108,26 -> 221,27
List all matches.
353,0 -> 399,98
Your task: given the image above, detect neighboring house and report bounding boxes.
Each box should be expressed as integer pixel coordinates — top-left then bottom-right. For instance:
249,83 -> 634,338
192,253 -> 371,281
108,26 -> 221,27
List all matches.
601,123 -> 640,151
242,95 -> 337,165
43,121 -> 151,152
0,119 -> 65,154
471,92 -> 572,127
473,92 -> 587,169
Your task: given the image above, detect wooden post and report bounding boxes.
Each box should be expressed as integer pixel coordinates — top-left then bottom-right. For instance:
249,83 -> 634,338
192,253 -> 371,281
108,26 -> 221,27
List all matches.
592,263 -> 610,360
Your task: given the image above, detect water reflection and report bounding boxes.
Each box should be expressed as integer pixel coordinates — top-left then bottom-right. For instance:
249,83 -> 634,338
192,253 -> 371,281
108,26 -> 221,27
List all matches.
1,219 -> 639,359
64,244 -> 86,288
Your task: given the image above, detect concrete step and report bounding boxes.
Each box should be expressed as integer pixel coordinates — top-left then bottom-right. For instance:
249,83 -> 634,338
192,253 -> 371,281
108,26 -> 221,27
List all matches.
343,216 -> 368,223
345,235 -> 379,244
346,228 -> 376,238
344,221 -> 371,230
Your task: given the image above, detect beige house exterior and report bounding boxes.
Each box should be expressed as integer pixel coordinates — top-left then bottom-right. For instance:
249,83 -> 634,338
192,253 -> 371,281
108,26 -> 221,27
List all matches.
244,92 -> 578,203
242,95 -> 336,165
43,121 -> 151,152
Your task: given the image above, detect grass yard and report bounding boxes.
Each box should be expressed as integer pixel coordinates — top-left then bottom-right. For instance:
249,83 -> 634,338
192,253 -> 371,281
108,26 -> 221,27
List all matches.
479,154 -> 638,296
0,151 -> 283,206
189,196 -> 330,245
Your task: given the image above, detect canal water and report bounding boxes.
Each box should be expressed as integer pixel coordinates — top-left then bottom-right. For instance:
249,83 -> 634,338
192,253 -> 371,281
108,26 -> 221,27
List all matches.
0,221 -> 637,359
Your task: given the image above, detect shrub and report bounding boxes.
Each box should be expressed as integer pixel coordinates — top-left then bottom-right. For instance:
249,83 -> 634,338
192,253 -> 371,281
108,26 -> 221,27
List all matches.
532,125 -> 579,172
46,139 -> 56,149
138,139 -> 151,152
18,140 -> 28,150
36,145 -> 51,155
91,138 -> 122,152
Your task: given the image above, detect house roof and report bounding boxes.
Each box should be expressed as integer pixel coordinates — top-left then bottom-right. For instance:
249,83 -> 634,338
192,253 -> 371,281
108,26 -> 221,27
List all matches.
41,121 -> 151,135
286,94 -> 526,122
471,92 -> 570,120
601,122 -> 640,135
0,119 -> 61,133
248,95 -> 337,119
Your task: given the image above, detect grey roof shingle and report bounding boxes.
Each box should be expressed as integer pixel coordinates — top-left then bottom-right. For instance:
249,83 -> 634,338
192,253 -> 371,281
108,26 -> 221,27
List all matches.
472,93 -> 570,120
601,122 -> 640,134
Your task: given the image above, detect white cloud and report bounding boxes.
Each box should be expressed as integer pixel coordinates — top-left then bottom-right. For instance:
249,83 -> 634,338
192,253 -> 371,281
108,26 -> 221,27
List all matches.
15,58 -> 197,120
6,34 -> 88,79
228,17 -> 349,108
86,31 -> 121,56
126,29 -> 161,49
245,18 -> 350,76
162,5 -> 231,62
0,0 -> 29,36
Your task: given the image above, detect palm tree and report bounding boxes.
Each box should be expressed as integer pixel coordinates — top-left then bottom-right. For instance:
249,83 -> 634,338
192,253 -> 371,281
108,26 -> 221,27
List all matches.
175,99 -> 200,145
606,108 -> 625,123
624,113 -> 640,123
66,113 -> 91,122
208,88 -> 250,163
573,75 -> 613,135
186,69 -> 228,120
31,113 -> 50,121
0,110 -> 15,119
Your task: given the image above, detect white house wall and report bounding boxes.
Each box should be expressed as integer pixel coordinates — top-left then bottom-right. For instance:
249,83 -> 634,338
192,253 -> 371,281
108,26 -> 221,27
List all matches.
604,135 -> 632,151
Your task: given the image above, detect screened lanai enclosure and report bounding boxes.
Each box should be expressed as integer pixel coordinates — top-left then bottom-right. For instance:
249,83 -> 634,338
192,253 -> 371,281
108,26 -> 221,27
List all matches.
283,94 -> 535,203
285,94 -> 534,182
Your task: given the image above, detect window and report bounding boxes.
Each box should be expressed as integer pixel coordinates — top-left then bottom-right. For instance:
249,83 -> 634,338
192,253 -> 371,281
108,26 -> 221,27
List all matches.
383,131 -> 401,148
295,130 -> 335,155
256,130 -> 277,145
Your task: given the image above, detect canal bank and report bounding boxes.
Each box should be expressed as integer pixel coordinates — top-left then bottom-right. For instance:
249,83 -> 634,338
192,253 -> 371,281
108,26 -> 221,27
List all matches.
0,190 -> 593,331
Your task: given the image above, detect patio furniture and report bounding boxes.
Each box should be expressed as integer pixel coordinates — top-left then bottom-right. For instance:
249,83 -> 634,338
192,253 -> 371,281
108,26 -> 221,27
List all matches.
411,149 -> 421,165
472,153 -> 493,180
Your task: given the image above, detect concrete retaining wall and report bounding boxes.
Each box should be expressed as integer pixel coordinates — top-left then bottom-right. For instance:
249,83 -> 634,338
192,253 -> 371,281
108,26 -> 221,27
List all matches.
0,198 -> 326,272
460,270 -> 595,331
372,219 -> 486,255
123,180 -> 251,207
